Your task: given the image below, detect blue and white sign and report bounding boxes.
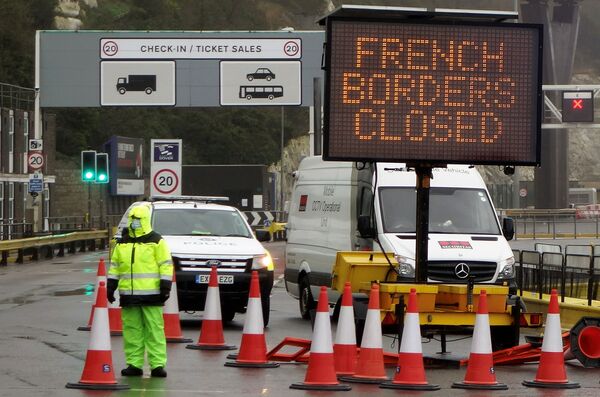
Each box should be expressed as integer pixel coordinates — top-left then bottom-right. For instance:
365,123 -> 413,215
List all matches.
151,139 -> 182,197
153,142 -> 180,162
29,173 -> 44,193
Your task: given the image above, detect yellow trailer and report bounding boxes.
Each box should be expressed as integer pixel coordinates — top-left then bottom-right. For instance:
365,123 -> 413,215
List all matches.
331,251 -> 542,352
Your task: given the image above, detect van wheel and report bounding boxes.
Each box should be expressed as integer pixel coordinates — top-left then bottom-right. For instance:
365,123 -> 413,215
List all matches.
299,276 -> 315,320
262,296 -> 270,327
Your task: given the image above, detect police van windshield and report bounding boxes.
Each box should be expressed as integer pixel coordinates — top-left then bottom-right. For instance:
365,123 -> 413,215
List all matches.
152,208 -> 252,237
379,187 -> 501,235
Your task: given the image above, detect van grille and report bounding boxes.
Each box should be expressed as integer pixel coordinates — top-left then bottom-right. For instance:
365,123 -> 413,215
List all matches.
427,261 -> 496,282
173,255 -> 251,272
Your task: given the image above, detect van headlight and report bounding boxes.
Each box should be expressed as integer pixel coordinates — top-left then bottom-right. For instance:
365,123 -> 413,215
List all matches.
252,252 -> 274,271
497,256 -> 515,279
394,255 -> 415,278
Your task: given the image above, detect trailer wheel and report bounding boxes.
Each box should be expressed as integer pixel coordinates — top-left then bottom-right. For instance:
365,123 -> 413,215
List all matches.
145,87 -> 153,95
491,324 -> 520,351
299,275 -> 315,320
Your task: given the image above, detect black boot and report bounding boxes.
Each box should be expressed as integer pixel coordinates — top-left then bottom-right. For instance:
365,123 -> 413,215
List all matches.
151,367 -> 167,377
121,365 -> 143,376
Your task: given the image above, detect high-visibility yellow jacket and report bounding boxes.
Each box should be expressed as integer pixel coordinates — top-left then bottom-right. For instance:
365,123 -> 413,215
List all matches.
108,205 -> 173,306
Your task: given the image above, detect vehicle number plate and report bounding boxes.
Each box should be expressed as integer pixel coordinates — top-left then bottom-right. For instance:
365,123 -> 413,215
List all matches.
196,274 -> 234,284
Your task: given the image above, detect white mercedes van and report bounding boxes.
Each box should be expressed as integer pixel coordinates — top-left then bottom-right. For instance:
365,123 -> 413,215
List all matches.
114,197 -> 274,325
284,156 -> 515,319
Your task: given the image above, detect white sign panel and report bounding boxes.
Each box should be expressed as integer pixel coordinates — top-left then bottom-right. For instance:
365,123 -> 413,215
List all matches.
117,179 -> 145,195
29,139 -> 43,151
101,61 -> 175,106
101,38 -> 301,59
151,139 -> 182,197
220,61 -> 301,106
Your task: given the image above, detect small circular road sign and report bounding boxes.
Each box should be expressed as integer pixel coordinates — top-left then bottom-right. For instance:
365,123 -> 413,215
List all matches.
283,40 -> 300,57
28,152 -> 44,170
102,41 -> 118,57
153,169 -> 179,194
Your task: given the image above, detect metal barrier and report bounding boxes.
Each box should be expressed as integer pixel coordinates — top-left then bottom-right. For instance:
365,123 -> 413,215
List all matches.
515,245 -> 600,304
0,230 -> 109,266
501,208 -> 600,239
0,223 -> 34,240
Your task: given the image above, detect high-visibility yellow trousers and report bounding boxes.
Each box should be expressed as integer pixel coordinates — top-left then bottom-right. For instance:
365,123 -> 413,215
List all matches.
121,306 -> 166,369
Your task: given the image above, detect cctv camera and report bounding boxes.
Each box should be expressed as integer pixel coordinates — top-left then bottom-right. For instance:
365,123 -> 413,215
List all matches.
503,166 -> 515,176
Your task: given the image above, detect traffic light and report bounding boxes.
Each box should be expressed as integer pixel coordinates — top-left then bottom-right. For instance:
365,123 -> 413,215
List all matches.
562,91 -> 594,122
81,150 -> 96,182
96,153 -> 109,183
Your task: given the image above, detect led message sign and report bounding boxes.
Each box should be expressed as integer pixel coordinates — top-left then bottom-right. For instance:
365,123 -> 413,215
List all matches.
323,19 -> 542,165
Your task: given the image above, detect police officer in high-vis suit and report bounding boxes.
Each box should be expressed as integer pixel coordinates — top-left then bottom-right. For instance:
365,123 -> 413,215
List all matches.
107,204 -> 173,378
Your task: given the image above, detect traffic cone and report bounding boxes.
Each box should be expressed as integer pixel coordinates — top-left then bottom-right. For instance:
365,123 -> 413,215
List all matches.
290,286 -> 351,391
333,282 -> 357,376
452,290 -> 507,390
380,288 -> 439,390
339,283 -> 389,384
66,281 -> 129,390
523,289 -> 580,389
163,272 -> 192,343
78,258 -> 107,331
186,266 -> 236,351
225,271 -> 279,368
564,316 -> 600,368
108,290 -> 122,336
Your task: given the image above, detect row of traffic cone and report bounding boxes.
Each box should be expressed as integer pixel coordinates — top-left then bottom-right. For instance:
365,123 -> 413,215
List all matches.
73,259 -> 581,391
292,283 -> 580,391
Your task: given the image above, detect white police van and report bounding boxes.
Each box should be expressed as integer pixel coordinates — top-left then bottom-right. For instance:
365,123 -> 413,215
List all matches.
284,156 -> 515,319
115,196 -> 274,325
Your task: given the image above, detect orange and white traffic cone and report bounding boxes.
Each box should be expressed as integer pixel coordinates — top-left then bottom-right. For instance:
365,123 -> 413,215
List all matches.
290,286 -> 351,391
523,289 -> 580,389
186,266 -> 236,351
339,283 -> 389,384
452,290 -> 507,390
225,271 -> 279,368
78,258 -> 107,331
333,282 -> 357,376
66,281 -> 129,390
108,290 -> 122,336
381,288 -> 439,390
163,272 -> 192,343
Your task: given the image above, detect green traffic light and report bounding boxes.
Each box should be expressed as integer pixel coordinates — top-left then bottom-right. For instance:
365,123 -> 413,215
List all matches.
84,171 -> 94,180
97,174 -> 106,182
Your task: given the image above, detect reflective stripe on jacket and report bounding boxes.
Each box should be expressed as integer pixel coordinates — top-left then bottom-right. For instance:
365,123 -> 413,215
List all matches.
109,230 -> 173,306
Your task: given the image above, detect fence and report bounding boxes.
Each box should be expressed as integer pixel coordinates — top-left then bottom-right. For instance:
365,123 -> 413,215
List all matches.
515,243 -> 600,306
500,208 -> 600,239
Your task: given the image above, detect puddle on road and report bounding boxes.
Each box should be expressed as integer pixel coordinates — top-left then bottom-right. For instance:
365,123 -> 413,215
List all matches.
0,296 -> 33,305
53,283 -> 94,296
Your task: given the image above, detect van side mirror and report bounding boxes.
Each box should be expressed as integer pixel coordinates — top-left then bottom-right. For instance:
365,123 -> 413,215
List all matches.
255,229 -> 271,242
357,215 -> 375,238
502,217 -> 514,241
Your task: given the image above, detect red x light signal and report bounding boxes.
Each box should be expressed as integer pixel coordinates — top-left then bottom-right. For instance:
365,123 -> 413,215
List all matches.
562,91 -> 594,122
